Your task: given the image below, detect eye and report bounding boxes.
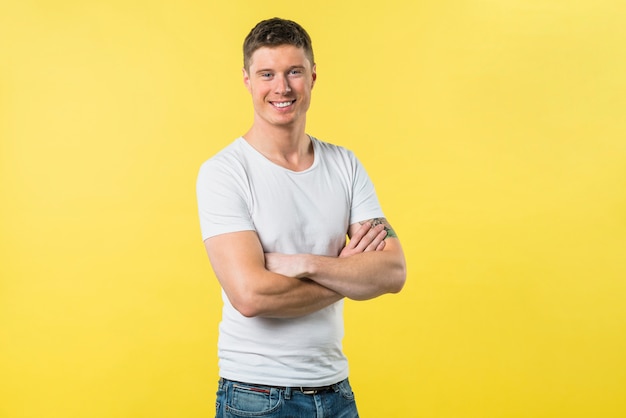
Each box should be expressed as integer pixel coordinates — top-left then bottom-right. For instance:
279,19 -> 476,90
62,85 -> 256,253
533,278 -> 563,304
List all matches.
260,72 -> 273,79
289,69 -> 303,76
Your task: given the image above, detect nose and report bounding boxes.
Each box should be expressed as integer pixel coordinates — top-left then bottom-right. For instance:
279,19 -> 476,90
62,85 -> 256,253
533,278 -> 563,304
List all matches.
274,75 -> 291,94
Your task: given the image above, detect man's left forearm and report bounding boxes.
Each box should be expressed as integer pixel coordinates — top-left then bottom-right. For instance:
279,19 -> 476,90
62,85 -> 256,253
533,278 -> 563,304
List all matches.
303,241 -> 406,300
265,239 -> 406,300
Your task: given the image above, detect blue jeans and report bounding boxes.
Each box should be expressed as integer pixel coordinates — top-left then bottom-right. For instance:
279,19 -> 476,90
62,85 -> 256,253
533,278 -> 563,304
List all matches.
215,378 -> 359,418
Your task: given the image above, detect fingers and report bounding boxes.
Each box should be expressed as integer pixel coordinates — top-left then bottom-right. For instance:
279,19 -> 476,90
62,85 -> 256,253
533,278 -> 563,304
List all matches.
345,222 -> 371,250
354,223 -> 387,252
340,222 -> 388,257
365,227 -> 387,252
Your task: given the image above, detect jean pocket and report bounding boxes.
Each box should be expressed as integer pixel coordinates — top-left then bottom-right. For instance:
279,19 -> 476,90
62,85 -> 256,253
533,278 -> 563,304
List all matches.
226,383 -> 283,417
336,379 -> 356,401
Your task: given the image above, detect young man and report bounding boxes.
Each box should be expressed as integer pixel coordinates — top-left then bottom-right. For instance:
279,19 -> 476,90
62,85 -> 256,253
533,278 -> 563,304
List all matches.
196,17 -> 406,417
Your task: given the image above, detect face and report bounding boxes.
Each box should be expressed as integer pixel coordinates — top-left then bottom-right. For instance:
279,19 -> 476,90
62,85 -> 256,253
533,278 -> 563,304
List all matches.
243,45 -> 316,129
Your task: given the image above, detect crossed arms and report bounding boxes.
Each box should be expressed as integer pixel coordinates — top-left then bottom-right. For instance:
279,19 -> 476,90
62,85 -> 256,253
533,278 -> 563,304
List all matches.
204,218 -> 406,318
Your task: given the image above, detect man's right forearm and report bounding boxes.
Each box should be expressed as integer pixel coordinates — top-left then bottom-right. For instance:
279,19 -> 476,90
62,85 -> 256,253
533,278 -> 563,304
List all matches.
227,270 -> 344,318
206,231 -> 344,319
227,271 -> 343,318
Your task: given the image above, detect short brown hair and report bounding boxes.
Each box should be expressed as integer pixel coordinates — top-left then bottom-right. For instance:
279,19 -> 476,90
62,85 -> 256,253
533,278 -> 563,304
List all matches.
243,18 -> 315,71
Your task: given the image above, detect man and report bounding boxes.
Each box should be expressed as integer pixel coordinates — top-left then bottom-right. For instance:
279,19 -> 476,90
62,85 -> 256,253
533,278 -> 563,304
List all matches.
196,17 -> 406,417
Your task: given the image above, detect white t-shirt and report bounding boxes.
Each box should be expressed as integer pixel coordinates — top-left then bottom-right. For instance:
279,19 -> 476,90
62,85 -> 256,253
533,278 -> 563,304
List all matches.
196,136 -> 384,386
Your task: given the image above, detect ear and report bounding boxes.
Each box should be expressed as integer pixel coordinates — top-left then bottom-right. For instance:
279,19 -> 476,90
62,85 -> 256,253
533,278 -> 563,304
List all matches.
242,68 -> 252,93
311,64 -> 317,89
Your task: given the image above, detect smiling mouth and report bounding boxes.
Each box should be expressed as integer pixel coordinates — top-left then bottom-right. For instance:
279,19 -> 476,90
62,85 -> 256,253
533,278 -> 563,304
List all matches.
271,100 -> 294,108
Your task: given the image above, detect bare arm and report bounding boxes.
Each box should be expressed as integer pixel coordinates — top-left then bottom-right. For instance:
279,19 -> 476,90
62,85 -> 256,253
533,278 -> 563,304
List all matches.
204,231 -> 343,318
265,218 -> 406,301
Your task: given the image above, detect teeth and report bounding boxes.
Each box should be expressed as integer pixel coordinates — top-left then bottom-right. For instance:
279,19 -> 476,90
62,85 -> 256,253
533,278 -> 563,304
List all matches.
273,101 -> 293,108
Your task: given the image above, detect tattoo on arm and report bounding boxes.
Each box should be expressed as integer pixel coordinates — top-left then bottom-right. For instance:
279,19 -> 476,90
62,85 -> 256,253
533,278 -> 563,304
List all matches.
361,217 -> 398,239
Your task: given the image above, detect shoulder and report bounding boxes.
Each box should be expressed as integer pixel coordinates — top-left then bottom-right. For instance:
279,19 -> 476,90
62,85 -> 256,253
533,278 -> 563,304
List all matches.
200,138 -> 245,166
310,136 -> 352,154
196,139 -> 256,199
198,138 -> 249,177
310,136 -> 358,165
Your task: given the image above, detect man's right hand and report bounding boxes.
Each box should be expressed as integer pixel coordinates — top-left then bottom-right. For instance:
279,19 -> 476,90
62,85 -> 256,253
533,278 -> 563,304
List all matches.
339,222 -> 387,258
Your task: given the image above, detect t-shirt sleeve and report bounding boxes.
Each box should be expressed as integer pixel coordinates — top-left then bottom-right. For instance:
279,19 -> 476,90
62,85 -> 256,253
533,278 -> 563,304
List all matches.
196,158 -> 255,241
349,153 -> 385,224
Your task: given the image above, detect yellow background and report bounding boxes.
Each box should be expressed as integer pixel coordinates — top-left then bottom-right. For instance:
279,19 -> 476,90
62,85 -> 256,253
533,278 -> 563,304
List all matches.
1,1 -> 625,417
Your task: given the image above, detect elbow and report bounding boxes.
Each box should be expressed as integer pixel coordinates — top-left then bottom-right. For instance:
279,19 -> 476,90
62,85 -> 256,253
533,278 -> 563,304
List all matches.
389,262 -> 407,294
380,247 -> 407,295
228,290 -> 263,318
351,264 -> 407,301
390,276 -> 406,294
235,304 -> 260,318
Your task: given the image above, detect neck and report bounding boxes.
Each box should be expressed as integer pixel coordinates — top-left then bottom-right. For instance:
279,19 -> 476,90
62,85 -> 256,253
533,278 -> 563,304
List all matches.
243,120 -> 313,171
